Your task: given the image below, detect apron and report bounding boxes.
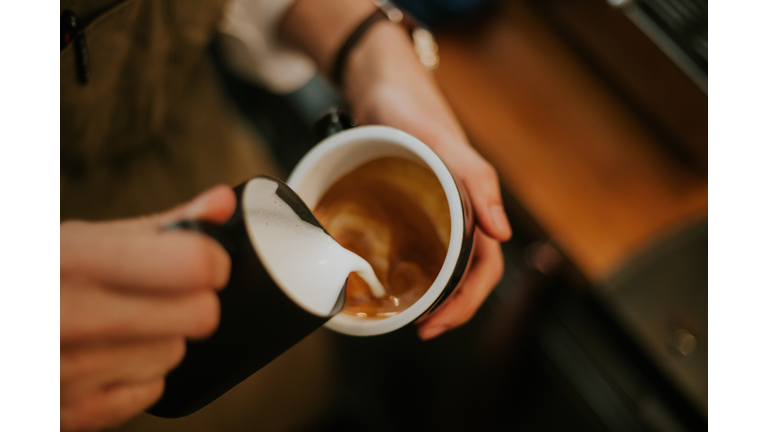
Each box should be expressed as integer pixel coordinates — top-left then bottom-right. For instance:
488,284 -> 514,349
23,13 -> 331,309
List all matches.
60,2 -> 332,430
60,0 -> 281,221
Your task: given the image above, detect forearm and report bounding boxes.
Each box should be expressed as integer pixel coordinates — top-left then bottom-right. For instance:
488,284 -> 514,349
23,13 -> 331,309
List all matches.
281,0 -> 467,150
280,0 -> 377,77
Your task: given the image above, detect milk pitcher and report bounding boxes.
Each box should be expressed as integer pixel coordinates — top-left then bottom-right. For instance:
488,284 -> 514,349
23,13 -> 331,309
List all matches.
147,176 -> 349,418
148,114 -> 475,418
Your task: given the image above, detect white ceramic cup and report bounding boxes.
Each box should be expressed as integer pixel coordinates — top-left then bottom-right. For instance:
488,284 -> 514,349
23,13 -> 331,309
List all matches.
287,125 -> 474,336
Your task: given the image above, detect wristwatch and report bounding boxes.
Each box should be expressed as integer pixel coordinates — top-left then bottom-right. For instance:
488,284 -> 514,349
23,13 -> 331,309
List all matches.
373,0 -> 439,70
332,0 -> 439,85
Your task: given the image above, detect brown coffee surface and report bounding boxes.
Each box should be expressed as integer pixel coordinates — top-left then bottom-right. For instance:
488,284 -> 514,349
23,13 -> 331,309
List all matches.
313,157 -> 450,319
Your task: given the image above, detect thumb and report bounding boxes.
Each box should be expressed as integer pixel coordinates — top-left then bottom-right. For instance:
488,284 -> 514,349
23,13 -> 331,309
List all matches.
153,185 -> 238,229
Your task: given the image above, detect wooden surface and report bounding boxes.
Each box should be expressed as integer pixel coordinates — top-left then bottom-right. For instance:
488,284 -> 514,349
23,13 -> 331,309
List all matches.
536,0 -> 708,174
434,0 -> 708,283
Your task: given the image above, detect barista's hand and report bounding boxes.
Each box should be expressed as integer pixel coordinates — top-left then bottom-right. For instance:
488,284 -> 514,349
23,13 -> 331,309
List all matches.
282,1 -> 510,339
60,186 -> 235,431
342,24 -> 511,340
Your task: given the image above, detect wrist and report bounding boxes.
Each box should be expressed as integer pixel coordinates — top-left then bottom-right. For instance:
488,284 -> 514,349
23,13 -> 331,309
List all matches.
280,0 -> 377,76
343,23 -> 468,146
343,21 -> 427,113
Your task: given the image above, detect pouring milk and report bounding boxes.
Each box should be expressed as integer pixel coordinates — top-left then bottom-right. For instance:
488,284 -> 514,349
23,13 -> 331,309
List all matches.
241,177 -> 385,317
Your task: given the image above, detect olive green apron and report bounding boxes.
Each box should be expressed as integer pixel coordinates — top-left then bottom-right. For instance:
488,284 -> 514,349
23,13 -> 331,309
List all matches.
61,0 -> 282,221
61,1 -> 332,430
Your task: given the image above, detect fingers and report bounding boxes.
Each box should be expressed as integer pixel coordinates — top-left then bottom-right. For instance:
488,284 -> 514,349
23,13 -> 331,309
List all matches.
76,185 -> 238,237
60,185 -> 236,293
424,137 -> 512,242
153,184 -> 237,228
418,230 -> 503,340
456,157 -> 512,242
61,285 -> 220,344
61,338 -> 185,405
61,224 -> 231,294
58,186 -> 236,431
61,378 -> 165,432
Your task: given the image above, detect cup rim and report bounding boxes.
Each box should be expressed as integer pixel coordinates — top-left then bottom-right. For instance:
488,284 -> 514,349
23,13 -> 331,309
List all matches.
287,125 -> 465,336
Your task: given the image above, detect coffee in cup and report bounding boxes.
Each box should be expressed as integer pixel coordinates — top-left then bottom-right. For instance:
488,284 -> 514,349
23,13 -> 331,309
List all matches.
313,156 -> 450,319
287,125 -> 475,336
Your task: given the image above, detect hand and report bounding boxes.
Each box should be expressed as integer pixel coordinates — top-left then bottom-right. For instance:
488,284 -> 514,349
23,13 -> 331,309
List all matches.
282,1 -> 511,340
343,24 -> 511,340
60,186 -> 236,431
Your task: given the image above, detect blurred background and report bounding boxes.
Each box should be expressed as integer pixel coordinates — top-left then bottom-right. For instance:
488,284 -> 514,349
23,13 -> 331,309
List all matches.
113,0 -> 707,430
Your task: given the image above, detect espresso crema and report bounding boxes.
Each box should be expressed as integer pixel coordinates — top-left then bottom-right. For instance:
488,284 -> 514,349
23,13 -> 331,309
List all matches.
313,157 -> 450,319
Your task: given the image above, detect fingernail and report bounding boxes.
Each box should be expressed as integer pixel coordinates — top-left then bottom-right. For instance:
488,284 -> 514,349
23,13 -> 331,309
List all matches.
420,325 -> 448,340
491,205 -> 512,239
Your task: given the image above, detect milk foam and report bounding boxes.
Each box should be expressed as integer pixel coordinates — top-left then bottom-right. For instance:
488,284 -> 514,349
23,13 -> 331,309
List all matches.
242,178 -> 385,317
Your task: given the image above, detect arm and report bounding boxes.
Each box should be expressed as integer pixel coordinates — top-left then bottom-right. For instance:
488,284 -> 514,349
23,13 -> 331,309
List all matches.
281,0 -> 512,340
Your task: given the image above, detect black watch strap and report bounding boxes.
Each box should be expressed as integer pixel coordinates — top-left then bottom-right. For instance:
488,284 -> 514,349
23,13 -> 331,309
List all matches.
331,9 -> 389,86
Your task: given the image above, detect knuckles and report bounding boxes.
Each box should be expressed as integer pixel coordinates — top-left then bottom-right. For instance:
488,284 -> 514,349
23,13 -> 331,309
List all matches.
488,251 -> 504,286
60,397 -> 105,432
120,378 -> 165,416
186,292 -> 221,339
61,379 -> 165,432
444,243 -> 505,328
476,160 -> 499,184
60,221 -> 94,278
437,290 -> 478,330
60,349 -> 87,387
163,337 -> 187,371
59,285 -> 97,345
453,299 -> 480,327
175,234 -> 231,290
60,407 -> 92,432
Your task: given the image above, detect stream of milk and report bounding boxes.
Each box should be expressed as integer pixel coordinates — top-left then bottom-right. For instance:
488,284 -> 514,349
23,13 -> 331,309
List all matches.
242,177 -> 385,317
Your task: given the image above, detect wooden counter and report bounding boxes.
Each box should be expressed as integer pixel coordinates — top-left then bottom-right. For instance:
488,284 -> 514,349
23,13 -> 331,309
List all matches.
434,0 -> 708,283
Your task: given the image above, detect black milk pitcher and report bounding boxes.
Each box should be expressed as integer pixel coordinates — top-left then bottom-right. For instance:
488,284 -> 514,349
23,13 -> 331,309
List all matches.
147,176 -> 346,418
